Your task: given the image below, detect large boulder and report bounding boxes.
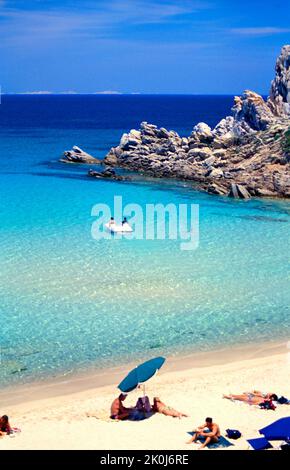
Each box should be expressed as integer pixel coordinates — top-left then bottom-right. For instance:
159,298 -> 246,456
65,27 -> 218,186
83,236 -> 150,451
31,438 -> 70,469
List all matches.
187,147 -> 212,161
190,122 -> 213,143
120,129 -> 142,150
229,183 -> 251,199
232,91 -> 275,131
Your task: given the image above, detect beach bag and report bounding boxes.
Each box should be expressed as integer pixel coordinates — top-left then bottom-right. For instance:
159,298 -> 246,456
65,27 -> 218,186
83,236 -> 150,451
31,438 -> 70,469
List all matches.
277,396 -> 289,404
136,396 -> 151,413
259,400 -> 276,410
226,429 -> 242,439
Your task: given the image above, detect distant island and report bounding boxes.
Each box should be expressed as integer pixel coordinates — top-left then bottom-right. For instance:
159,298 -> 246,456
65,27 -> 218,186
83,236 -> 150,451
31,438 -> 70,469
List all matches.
61,45 -> 290,199
5,90 -> 123,95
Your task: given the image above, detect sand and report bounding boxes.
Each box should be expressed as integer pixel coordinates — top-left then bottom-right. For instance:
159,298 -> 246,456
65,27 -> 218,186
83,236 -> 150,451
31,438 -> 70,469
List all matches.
0,341 -> 289,450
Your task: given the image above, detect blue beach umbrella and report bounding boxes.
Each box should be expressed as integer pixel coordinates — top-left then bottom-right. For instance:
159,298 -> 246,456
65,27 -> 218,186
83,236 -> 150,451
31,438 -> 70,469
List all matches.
118,357 -> 166,393
259,417 -> 290,441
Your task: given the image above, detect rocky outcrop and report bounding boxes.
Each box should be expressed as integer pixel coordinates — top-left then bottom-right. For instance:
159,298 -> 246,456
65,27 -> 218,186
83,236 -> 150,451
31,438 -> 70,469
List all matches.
268,45 -> 290,117
60,146 -> 100,164
105,119 -> 290,198
103,45 -> 290,199
232,91 -> 275,131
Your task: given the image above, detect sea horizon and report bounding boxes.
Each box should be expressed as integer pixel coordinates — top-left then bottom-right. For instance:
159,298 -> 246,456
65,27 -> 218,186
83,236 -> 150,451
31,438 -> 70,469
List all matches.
2,92 -> 268,96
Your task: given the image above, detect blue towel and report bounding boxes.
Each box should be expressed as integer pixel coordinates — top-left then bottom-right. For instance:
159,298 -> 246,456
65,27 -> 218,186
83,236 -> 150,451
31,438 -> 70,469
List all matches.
247,437 -> 273,450
187,432 -> 233,448
129,410 -> 154,421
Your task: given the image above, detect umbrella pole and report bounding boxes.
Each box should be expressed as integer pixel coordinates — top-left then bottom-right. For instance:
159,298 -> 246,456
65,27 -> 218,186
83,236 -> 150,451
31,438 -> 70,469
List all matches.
143,384 -> 145,397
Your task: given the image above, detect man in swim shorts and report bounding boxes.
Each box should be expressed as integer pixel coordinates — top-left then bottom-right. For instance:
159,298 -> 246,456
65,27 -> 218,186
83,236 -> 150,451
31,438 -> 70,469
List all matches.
110,394 -> 131,420
187,417 -> 221,449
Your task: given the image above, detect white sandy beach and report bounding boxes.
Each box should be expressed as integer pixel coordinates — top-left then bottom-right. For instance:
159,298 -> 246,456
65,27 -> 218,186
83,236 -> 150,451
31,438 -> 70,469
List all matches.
0,342 -> 289,450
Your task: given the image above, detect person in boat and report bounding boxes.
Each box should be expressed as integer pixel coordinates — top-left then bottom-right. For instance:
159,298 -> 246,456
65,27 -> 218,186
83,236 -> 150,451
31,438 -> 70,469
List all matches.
152,397 -> 188,418
186,417 -> 221,449
122,217 -> 128,226
223,392 -> 278,405
110,394 -> 132,420
108,217 -> 115,226
0,415 -> 11,436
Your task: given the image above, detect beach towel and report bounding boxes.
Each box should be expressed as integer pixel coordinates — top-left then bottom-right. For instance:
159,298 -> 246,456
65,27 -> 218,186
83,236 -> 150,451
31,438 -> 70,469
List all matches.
129,410 -> 153,421
247,437 -> 273,450
187,432 -> 234,449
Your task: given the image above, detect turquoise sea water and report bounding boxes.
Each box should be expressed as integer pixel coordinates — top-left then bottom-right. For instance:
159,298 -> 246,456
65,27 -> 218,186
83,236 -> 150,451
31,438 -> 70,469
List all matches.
0,95 -> 289,386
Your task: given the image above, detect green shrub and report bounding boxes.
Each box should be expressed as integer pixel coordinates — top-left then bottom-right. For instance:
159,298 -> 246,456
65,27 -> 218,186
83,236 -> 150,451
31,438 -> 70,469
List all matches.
283,128 -> 290,153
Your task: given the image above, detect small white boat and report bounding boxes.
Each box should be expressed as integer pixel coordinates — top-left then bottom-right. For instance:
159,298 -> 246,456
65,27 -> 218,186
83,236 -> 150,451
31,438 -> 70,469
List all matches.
105,222 -> 133,233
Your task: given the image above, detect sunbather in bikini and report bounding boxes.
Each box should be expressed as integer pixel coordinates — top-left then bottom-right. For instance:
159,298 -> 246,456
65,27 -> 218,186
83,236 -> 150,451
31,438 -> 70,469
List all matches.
152,397 -> 188,418
248,390 -> 277,400
223,392 -> 278,405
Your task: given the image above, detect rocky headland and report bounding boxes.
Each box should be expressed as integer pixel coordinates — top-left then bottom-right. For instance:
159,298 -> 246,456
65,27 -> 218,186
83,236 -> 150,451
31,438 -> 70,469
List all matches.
102,45 -> 290,199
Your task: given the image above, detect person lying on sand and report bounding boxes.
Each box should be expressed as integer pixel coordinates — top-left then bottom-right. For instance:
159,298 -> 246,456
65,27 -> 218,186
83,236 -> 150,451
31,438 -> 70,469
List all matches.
0,415 -> 11,436
248,390 -> 277,400
110,393 -> 132,420
187,417 -> 221,449
223,392 -> 278,405
152,397 -> 188,418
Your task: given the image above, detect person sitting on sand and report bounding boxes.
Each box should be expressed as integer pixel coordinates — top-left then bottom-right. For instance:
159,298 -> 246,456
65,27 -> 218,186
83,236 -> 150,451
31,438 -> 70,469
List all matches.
223,392 -> 278,405
152,397 -> 188,418
187,417 -> 221,449
122,217 -> 128,226
110,394 -> 131,420
0,415 -> 11,436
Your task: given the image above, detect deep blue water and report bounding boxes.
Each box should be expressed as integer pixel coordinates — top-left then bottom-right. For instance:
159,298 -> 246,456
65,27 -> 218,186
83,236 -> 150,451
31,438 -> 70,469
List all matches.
0,95 -> 289,386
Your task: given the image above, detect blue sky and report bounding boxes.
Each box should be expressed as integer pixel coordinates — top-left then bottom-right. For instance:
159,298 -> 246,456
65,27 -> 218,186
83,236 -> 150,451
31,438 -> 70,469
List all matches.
0,0 -> 289,94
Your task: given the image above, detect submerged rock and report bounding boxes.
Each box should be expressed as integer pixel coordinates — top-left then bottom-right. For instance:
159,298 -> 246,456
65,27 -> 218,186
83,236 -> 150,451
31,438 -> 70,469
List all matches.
88,168 -> 127,181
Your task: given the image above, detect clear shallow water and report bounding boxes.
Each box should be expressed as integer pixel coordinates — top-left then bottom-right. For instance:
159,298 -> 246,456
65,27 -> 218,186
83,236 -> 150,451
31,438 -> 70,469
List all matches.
0,95 -> 289,386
